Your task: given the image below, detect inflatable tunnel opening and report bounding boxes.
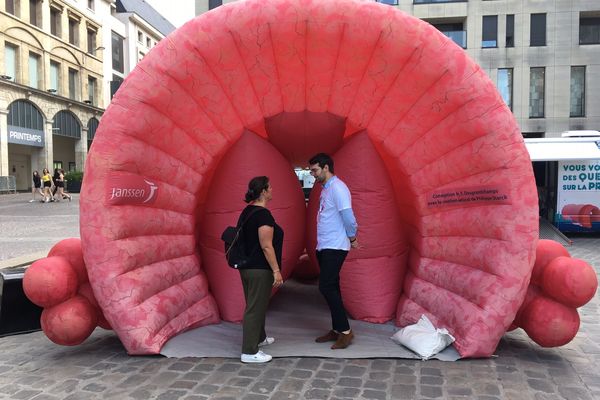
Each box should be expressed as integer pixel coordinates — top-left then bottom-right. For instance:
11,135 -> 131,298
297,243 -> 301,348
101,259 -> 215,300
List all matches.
78,0 -> 540,357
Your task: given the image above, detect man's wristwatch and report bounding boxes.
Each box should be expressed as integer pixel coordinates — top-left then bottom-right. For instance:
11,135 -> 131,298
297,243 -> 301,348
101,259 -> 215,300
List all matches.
350,238 -> 357,243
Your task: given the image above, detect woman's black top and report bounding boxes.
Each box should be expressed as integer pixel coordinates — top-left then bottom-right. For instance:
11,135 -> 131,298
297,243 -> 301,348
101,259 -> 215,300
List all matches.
32,175 -> 41,187
238,205 -> 284,270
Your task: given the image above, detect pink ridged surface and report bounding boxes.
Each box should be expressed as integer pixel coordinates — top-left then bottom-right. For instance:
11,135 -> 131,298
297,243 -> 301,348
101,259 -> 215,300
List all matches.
80,0 -> 539,356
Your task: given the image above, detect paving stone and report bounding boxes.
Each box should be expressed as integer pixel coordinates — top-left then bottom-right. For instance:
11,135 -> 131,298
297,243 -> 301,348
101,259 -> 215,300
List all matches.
12,390 -> 42,400
289,369 -> 312,379
340,365 -> 367,377
278,378 -> 305,392
447,386 -> 473,396
310,379 -> 333,389
421,367 -> 443,376
304,388 -> 331,399
169,381 -> 197,390
361,389 -> 387,400
392,384 -> 417,399
249,379 -> 279,394
421,385 -> 444,398
527,378 -> 555,393
332,387 -> 361,398
269,392 -> 301,400
337,377 -> 362,387
363,380 -> 387,390
420,375 -> 444,385
156,390 -> 188,400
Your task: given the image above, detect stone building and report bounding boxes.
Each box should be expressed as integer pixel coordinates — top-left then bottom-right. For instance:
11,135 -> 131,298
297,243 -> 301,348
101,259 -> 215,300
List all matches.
1,0 -> 175,191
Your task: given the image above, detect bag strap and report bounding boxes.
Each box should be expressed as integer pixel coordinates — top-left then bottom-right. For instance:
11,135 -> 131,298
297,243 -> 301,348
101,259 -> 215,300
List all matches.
237,206 -> 263,230
228,207 -> 263,261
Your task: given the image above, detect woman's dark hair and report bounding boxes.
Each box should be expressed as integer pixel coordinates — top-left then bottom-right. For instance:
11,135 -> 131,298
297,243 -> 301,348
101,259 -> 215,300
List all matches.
33,170 -> 39,177
244,176 -> 270,203
308,153 -> 334,174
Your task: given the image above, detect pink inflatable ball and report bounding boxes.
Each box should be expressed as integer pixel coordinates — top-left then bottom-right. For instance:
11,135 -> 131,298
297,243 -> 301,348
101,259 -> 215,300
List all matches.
293,253 -> 319,281
48,238 -> 88,284
531,240 -> 570,285
518,296 -> 580,347
541,257 -> 598,308
41,295 -> 99,345
23,256 -> 78,308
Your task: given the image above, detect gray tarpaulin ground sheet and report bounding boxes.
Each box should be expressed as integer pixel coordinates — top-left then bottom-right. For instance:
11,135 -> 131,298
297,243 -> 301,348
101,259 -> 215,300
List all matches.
161,279 -> 460,361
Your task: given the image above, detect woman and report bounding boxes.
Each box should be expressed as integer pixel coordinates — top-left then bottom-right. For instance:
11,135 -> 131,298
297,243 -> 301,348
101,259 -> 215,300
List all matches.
55,169 -> 72,202
237,176 -> 284,363
30,171 -> 43,202
41,168 -> 53,203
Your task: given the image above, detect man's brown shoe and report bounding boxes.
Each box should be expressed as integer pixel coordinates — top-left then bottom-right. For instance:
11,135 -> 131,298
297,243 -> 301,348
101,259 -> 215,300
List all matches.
315,330 -> 339,343
331,330 -> 354,349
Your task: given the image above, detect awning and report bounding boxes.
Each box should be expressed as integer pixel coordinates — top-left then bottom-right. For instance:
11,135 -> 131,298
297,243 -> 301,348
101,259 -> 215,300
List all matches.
524,138 -> 600,161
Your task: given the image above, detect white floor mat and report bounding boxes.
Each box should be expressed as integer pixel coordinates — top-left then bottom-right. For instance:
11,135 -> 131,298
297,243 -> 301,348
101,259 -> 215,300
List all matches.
161,279 -> 460,361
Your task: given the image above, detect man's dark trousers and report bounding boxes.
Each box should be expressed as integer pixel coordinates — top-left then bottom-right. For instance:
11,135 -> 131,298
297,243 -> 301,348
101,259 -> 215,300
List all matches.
316,249 -> 350,332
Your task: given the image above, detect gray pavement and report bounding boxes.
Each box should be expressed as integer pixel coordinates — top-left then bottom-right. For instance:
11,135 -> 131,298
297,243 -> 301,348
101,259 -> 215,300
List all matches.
1,192 -> 600,399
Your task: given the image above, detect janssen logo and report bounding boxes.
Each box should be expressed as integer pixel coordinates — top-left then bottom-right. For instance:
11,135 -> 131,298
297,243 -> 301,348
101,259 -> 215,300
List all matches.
107,177 -> 158,205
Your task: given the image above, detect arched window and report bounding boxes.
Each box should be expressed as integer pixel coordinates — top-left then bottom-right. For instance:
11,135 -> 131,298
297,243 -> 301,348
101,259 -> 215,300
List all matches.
7,99 -> 44,130
87,117 -> 99,149
52,110 -> 81,139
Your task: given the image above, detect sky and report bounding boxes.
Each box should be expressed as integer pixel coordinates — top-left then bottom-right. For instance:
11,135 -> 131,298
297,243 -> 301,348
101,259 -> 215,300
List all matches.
144,0 -> 196,28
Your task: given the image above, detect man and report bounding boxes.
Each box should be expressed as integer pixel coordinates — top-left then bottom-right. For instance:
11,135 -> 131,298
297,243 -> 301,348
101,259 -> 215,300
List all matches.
309,153 -> 358,349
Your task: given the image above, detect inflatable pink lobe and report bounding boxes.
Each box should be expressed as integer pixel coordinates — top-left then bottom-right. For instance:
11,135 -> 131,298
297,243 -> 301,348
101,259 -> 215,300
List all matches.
21,0 -> 598,357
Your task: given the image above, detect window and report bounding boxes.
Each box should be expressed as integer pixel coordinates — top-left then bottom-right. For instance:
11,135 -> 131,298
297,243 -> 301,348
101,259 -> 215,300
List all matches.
4,43 -> 17,81
50,7 -> 61,37
111,31 -> 124,73
497,68 -> 513,110
529,67 -> 545,118
110,74 -> 123,99
5,0 -> 17,16
137,31 -> 143,42
530,13 -> 546,46
430,22 -> 466,48
87,0 -> 94,10
68,68 -> 78,100
87,76 -> 97,105
146,37 -> 151,47
138,51 -> 145,62
29,0 -> 41,27
28,52 -> 40,89
208,0 -> 222,9
69,18 -> 80,46
482,16 -> 498,48
570,66 -> 585,117
377,0 -> 398,4
49,61 -> 60,92
580,15 -> 600,45
506,15 -> 514,47
87,28 -> 97,55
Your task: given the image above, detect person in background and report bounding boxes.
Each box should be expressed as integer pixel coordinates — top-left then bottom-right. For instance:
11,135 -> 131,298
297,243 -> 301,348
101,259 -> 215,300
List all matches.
55,169 -> 72,202
237,176 -> 284,363
30,171 -> 43,203
309,153 -> 359,350
51,168 -> 60,201
41,168 -> 54,203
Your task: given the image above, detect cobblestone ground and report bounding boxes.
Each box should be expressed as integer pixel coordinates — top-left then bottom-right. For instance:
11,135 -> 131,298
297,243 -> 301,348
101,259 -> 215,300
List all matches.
1,193 -> 599,399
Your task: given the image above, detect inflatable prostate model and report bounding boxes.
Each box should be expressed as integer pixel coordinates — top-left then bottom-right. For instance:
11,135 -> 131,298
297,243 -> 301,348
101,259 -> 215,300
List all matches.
24,0 -> 598,357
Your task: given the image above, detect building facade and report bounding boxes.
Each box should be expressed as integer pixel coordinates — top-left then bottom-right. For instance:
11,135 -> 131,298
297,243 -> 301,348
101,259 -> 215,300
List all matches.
1,0 -> 175,191
195,0 -> 600,139
1,0 -> 107,190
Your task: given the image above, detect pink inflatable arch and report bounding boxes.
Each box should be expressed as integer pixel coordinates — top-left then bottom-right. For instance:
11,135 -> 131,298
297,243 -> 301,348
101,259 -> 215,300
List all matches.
78,0 -> 540,357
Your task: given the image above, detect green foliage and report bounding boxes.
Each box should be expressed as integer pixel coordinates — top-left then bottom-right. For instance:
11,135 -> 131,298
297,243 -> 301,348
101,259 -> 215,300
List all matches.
64,170 -> 83,182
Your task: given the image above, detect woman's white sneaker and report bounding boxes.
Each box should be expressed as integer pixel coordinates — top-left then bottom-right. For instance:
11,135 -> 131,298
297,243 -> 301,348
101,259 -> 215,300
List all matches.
241,350 -> 272,363
258,337 -> 275,347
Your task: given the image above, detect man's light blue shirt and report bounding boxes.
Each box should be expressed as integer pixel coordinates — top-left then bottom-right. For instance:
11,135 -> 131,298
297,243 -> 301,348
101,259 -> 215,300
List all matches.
316,176 -> 358,251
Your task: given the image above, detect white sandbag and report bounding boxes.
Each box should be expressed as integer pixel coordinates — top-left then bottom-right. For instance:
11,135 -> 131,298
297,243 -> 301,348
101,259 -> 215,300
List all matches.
391,315 -> 455,360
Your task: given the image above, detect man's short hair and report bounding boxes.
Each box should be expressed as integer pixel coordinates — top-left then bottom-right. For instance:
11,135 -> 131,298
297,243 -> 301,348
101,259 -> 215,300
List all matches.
309,153 -> 334,174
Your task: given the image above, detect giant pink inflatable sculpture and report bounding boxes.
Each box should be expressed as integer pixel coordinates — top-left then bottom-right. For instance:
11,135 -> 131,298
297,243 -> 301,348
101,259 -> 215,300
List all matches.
23,0 -> 597,357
